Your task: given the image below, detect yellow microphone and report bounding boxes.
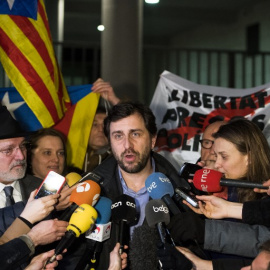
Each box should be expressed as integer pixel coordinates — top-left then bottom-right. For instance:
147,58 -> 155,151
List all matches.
65,172 -> 82,187
68,204 -> 97,237
48,204 -> 97,264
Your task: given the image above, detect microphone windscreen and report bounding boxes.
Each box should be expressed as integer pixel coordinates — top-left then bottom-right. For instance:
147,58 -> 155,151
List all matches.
70,180 -> 100,206
95,196 -> 112,224
68,204 -> 98,237
129,224 -> 159,270
65,172 -> 82,187
111,194 -> 137,224
145,199 -> 170,228
193,168 -> 223,192
145,172 -> 174,199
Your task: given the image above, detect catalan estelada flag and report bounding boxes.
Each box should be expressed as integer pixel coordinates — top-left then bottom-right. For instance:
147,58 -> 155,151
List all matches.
0,0 -> 100,169
0,84 -> 99,169
0,0 -> 70,128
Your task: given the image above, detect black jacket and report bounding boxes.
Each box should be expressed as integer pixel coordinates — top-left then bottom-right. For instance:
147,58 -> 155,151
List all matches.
87,151 -> 190,269
1,237 -> 32,270
242,196 -> 270,227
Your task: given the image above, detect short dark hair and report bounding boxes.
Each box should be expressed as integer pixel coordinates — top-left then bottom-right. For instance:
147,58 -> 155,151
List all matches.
95,106 -> 107,115
104,101 -> 157,140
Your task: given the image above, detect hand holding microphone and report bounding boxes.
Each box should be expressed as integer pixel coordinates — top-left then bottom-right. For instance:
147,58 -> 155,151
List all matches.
47,203 -> 98,264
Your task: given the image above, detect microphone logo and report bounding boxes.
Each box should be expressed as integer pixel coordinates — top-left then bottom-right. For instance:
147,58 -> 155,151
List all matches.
126,201 -> 136,208
111,201 -> 122,209
201,184 -> 208,192
153,205 -> 169,214
158,176 -> 171,184
146,181 -> 157,193
200,169 -> 210,183
105,224 -> 111,234
76,182 -> 90,193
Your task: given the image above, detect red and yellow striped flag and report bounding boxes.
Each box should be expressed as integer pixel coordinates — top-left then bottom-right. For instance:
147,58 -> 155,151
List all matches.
0,0 -> 100,169
0,0 -> 70,128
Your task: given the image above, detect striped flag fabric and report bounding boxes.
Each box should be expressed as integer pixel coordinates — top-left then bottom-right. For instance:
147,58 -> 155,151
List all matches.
0,0 -> 70,128
0,84 -> 100,169
0,1 -> 100,169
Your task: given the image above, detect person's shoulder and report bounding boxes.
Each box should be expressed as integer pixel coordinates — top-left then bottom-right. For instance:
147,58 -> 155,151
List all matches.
20,174 -> 43,187
153,152 -> 191,190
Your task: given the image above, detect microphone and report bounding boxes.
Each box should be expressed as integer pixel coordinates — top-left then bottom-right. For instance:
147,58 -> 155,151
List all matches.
86,196 -> 112,242
145,199 -> 171,246
65,171 -> 103,188
65,172 -> 82,187
129,224 -> 159,270
76,197 -> 112,270
179,162 -> 202,179
111,194 -> 137,254
59,180 -> 101,221
193,168 -> 269,192
145,172 -> 181,215
48,204 -> 98,264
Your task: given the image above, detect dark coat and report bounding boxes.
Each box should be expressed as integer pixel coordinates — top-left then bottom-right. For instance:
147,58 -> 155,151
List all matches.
89,151 -> 190,270
0,237 -> 32,270
0,174 -> 42,236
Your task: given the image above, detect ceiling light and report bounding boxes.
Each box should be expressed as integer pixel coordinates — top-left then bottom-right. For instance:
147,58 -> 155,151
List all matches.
97,25 -> 105,31
145,0 -> 159,4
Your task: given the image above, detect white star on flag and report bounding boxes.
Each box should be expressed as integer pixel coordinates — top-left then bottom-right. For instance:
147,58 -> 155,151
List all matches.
1,92 -> 25,119
7,0 -> 15,10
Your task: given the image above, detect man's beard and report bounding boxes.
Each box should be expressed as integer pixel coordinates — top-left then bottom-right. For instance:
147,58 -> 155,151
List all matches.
0,161 -> 26,183
113,147 -> 151,174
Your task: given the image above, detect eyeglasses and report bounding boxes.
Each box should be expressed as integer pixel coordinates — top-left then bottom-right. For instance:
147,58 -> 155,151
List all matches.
199,139 -> 214,149
0,142 -> 29,157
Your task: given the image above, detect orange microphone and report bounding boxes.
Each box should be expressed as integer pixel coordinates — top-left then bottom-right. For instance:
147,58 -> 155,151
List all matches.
60,180 -> 101,221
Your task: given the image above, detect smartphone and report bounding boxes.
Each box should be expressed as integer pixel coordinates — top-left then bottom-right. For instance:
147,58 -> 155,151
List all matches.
179,162 -> 202,179
175,188 -> 199,208
35,171 -> 66,199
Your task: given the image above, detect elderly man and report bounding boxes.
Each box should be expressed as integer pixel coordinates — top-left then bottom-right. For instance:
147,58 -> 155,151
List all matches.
0,106 -> 43,218
0,106 -> 69,269
198,120 -> 227,168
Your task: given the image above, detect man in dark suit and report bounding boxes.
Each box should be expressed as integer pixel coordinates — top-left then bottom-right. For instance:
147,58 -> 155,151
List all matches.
0,106 -> 43,230
0,106 -> 69,269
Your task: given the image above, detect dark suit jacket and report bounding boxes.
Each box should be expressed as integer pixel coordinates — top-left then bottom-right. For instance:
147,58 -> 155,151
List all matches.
1,237 -> 32,270
0,174 -> 42,236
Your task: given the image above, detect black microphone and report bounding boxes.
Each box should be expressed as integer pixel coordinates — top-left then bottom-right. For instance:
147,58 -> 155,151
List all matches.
145,199 -> 172,246
145,172 -> 181,215
129,224 -> 160,270
111,194 -> 137,254
146,200 -> 192,270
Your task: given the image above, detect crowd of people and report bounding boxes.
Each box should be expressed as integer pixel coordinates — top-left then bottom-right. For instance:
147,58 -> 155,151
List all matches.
0,78 -> 269,270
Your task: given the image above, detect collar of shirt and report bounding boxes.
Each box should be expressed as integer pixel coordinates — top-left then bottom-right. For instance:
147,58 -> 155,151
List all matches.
118,158 -> 156,233
118,157 -> 156,195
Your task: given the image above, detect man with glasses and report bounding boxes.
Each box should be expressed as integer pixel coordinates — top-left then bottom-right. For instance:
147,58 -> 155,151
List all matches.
0,106 -> 42,209
198,121 -> 227,169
